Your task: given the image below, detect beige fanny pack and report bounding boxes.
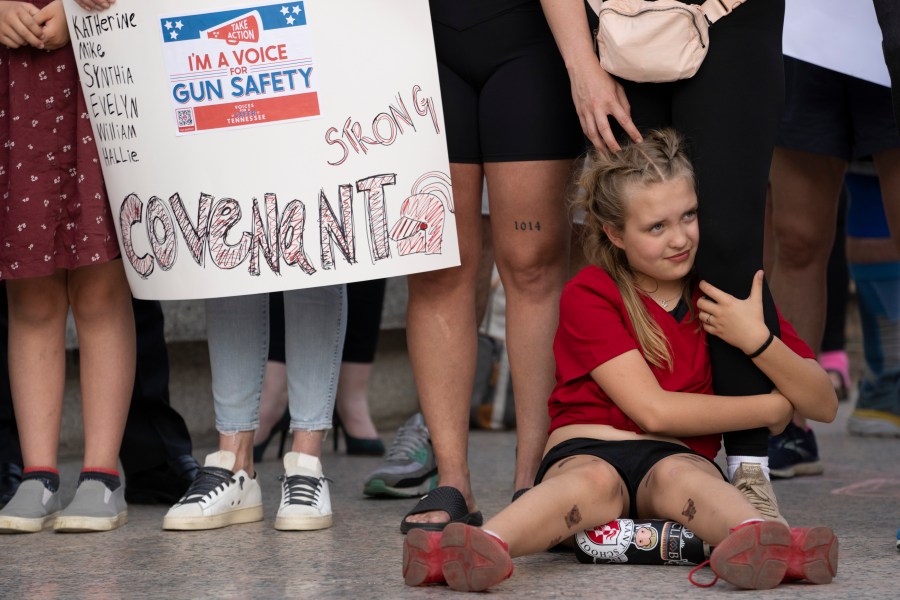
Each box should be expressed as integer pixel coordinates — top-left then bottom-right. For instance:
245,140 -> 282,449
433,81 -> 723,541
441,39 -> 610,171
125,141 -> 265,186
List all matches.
586,0 -> 747,83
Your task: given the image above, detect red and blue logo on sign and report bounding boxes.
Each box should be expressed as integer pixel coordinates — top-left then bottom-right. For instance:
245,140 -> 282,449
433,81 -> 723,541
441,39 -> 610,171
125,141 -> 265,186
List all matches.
160,2 -> 319,134
160,3 -> 307,43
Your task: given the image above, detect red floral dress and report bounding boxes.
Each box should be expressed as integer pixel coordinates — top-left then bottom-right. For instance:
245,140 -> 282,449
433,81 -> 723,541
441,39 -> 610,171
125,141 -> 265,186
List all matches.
0,8 -> 120,281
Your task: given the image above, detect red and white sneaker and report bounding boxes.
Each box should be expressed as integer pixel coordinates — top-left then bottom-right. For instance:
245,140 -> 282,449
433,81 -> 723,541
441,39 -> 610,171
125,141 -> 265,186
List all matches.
785,526 -> 839,584
691,520 -> 791,590
440,523 -> 513,592
403,529 -> 446,586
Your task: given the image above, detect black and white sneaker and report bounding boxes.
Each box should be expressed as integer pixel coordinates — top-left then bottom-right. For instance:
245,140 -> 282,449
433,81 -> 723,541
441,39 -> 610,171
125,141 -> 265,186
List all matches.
163,451 -> 262,531
274,452 -> 332,531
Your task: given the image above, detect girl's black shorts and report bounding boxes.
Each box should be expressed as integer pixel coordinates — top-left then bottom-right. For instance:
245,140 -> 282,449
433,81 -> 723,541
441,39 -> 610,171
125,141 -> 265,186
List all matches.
535,437 -> 725,517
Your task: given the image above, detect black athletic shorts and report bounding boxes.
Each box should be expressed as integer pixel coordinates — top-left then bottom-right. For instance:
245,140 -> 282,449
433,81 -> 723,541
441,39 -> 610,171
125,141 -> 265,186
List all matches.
431,4 -> 584,163
777,56 -> 900,160
535,438 -> 725,518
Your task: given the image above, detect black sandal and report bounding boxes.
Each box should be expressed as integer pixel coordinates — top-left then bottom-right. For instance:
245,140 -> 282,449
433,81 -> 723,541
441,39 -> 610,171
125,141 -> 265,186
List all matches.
511,487 -> 531,503
400,486 -> 482,534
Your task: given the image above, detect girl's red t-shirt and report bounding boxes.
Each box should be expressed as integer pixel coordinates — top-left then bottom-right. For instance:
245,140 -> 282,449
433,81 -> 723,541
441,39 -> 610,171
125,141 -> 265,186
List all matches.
549,266 -> 815,460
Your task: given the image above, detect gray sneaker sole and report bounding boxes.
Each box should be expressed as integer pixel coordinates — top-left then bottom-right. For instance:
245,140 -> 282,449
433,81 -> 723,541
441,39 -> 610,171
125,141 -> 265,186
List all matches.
363,473 -> 438,498
770,460 -> 824,479
54,511 -> 127,533
847,411 -> 900,437
0,512 -> 59,533
163,504 -> 263,531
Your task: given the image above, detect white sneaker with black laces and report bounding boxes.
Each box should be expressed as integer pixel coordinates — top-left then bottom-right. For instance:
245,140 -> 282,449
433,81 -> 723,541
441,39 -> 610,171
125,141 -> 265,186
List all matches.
162,451 -> 262,531
274,452 -> 332,531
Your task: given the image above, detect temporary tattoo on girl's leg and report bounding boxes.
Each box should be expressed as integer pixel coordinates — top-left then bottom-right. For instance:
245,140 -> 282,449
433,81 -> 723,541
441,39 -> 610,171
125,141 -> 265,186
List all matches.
513,221 -> 542,232
556,456 -> 578,469
682,498 -> 697,521
564,505 -> 582,528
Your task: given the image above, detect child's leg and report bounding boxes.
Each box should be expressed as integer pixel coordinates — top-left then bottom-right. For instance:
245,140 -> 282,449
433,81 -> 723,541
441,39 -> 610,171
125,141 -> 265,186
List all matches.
641,455 -> 837,589
404,454 -> 628,590
483,455 -> 629,557
5,272 -> 69,469
636,454 -> 762,545
68,261 -> 135,471
639,454 -> 790,590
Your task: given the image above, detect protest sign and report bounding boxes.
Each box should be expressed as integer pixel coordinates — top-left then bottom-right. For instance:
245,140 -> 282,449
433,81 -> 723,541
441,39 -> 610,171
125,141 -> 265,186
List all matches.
783,0 -> 889,87
64,0 -> 457,299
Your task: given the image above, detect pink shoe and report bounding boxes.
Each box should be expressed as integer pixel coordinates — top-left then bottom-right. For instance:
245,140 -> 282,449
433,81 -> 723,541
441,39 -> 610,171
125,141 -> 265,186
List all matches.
819,350 -> 850,401
403,529 -> 445,586
785,526 -> 839,584
440,523 -> 514,592
691,521 -> 791,590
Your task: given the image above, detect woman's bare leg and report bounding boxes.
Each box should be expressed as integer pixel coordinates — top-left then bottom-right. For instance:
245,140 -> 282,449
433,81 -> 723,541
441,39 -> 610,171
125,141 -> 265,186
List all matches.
769,148 -> 846,355
769,149 -> 846,430
255,361 -> 289,445
405,162 -> 484,524
873,148 -> 900,250
485,159 -> 573,490
335,362 -> 379,439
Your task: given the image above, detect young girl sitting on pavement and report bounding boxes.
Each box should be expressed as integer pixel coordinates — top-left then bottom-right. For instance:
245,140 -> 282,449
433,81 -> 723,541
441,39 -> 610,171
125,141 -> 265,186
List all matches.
402,129 -> 840,591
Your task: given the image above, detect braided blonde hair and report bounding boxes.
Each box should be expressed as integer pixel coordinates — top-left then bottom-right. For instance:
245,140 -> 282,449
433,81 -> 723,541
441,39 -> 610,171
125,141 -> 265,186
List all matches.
575,129 -> 696,370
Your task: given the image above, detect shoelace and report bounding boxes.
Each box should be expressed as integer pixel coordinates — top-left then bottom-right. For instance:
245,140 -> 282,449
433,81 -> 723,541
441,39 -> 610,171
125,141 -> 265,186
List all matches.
384,423 -> 429,462
177,467 -> 234,504
688,560 -> 717,587
733,479 -> 780,520
280,474 -> 326,506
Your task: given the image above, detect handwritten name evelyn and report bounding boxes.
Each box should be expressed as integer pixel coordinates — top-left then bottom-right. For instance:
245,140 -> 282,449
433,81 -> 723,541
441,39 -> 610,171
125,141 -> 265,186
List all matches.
71,10 -> 141,167
120,172 -> 454,279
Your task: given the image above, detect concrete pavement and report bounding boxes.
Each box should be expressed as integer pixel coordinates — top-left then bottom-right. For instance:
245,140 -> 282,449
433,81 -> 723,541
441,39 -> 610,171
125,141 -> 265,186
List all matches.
1,397 -> 898,599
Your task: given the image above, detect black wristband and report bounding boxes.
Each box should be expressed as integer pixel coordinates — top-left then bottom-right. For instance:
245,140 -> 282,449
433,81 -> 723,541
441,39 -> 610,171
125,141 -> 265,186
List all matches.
746,331 -> 775,359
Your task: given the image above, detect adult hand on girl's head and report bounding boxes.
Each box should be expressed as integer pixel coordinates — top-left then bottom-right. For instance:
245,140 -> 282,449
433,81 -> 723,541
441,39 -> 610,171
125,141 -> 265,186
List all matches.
697,270 -> 771,355
569,58 -> 643,153
0,1 -> 43,49
74,0 -> 114,10
35,0 -> 68,51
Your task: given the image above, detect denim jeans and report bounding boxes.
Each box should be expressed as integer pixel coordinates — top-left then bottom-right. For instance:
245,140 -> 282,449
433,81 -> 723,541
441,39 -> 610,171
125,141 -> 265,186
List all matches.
205,285 -> 347,432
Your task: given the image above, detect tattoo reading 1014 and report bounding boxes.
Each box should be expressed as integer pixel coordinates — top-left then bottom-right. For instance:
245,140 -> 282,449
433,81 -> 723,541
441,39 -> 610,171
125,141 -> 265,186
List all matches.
514,221 -> 541,231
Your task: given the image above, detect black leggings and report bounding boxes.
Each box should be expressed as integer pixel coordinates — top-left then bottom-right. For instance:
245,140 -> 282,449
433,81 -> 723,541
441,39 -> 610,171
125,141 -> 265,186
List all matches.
591,0 -> 786,456
822,189 -> 849,354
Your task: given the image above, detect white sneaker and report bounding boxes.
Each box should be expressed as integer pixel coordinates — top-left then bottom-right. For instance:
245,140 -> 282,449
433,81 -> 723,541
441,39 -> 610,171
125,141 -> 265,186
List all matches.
274,452 -> 332,531
0,479 -> 62,533
163,451 -> 262,531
